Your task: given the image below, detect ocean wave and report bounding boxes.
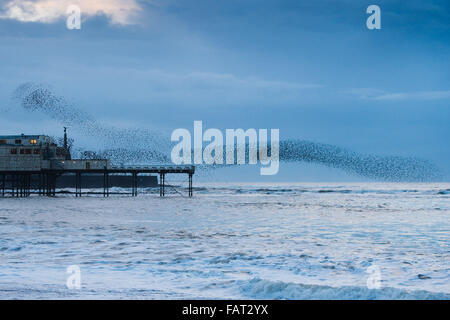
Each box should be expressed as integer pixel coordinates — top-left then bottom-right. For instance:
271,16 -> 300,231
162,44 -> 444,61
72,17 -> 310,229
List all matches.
79,186 -> 447,196
207,186 -> 435,196
437,189 -> 450,195
241,278 -> 450,300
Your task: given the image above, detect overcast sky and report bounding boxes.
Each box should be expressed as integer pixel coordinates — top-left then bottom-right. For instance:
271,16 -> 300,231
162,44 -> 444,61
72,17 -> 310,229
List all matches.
0,0 -> 449,181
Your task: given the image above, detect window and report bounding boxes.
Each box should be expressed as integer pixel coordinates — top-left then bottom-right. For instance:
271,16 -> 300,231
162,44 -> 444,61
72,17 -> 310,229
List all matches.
20,149 -> 25,154
0,140 -> 6,144
25,149 -> 32,155
33,149 -> 40,155
30,139 -> 37,145
15,139 -> 21,144
10,148 -> 17,154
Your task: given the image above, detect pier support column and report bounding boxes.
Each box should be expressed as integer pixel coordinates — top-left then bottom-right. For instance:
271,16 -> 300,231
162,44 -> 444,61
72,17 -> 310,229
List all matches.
41,173 -> 46,196
10,174 -> 13,197
188,173 -> 193,198
12,174 -> 16,197
46,173 -> 56,197
131,172 -> 138,197
20,174 -> 24,197
45,173 -> 49,196
103,171 -> 109,197
75,172 -> 81,197
25,174 -> 30,197
44,173 -> 49,196
38,173 -> 42,196
45,173 -> 50,197
16,174 -> 20,197
134,172 -> 138,196
39,173 -> 44,196
52,174 -> 55,196
159,173 -> 165,197
18,175 -> 21,197
2,174 -> 5,197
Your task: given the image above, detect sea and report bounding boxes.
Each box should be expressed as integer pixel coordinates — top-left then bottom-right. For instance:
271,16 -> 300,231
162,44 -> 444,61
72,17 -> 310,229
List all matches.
0,182 -> 449,299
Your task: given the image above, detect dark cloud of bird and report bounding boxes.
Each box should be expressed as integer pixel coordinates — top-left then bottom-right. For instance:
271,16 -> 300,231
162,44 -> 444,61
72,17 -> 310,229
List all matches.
279,140 -> 442,182
12,82 -> 442,181
13,82 -> 171,163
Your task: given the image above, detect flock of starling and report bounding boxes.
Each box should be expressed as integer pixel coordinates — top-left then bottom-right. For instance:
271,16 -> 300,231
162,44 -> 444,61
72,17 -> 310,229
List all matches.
12,82 -> 442,181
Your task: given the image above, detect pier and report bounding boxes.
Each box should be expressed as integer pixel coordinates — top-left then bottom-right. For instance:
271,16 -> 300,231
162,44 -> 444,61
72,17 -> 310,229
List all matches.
0,165 -> 195,198
1,133 -> 195,198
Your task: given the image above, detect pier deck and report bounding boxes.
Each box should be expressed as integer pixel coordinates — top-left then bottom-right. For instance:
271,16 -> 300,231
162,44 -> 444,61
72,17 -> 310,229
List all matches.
0,165 -> 195,198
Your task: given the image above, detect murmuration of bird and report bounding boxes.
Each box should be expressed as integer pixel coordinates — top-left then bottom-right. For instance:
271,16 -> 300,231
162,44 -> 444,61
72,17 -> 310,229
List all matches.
12,82 -> 442,182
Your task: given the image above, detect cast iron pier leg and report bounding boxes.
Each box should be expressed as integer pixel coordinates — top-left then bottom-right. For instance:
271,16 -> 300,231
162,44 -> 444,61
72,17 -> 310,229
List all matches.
188,173 -> 193,198
159,173 -> 165,197
12,174 -> 16,197
134,172 -> 138,197
76,172 -> 81,197
103,170 -> 109,197
131,172 -> 137,197
38,173 -> 42,196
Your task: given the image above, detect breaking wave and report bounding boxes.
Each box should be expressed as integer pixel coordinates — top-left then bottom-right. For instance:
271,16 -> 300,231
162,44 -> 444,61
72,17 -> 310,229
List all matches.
241,278 -> 450,300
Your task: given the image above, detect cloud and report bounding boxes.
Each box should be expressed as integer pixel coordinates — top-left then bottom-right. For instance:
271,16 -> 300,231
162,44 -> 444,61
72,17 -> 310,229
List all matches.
1,64 -> 323,109
165,71 -> 323,91
0,0 -> 142,25
373,90 -> 450,101
94,68 -> 324,106
343,88 -> 386,100
346,88 -> 450,101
